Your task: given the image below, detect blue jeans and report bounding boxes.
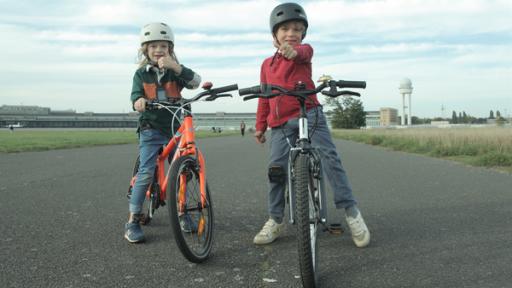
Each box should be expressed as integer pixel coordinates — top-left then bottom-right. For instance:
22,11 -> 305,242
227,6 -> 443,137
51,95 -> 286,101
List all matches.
267,106 -> 356,220
129,129 -> 169,214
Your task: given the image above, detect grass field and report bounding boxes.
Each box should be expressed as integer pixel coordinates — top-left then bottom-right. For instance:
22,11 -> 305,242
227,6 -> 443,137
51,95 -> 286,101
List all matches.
332,127 -> 512,172
2,127 -> 511,173
0,129 -> 237,153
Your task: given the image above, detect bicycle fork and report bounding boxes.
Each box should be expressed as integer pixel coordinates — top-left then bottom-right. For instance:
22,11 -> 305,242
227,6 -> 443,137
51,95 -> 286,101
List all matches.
287,101 -> 327,225
287,147 -> 327,225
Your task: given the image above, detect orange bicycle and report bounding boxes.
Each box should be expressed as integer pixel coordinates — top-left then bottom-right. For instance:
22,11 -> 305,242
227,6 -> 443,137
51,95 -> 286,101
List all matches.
127,82 -> 238,263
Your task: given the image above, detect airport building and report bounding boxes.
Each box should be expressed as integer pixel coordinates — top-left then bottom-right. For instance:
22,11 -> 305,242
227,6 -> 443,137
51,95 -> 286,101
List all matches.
364,107 -> 399,127
379,107 -> 399,126
2,105 -> 400,130
0,105 -> 256,131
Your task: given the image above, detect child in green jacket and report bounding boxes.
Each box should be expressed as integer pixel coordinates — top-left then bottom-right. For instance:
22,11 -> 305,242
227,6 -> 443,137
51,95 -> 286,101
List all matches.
125,22 -> 201,243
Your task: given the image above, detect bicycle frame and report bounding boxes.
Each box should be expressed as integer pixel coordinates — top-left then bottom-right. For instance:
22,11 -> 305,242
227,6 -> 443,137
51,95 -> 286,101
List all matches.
239,77 -> 365,286
127,81 -> 237,262
239,78 -> 365,227
286,99 -> 327,225
131,82 -> 238,218
153,113 -> 207,209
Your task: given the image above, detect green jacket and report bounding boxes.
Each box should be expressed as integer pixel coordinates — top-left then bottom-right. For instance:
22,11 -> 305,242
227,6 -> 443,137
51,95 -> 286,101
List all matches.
130,64 -> 201,137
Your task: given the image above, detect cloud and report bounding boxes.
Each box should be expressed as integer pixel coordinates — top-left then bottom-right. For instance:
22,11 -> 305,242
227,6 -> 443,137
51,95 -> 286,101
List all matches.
350,43 -> 437,54
36,30 -> 135,43
0,0 -> 511,117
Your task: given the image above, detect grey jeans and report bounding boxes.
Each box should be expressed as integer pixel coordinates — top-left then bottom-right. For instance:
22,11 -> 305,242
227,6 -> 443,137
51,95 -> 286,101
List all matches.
267,106 -> 356,220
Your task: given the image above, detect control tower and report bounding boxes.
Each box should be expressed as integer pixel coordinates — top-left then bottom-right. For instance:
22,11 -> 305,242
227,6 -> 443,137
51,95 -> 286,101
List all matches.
399,78 -> 413,126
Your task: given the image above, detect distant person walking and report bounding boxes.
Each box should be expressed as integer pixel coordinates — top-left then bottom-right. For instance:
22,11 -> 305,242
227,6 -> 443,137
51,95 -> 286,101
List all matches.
9,125 -> 14,132
240,120 -> 246,136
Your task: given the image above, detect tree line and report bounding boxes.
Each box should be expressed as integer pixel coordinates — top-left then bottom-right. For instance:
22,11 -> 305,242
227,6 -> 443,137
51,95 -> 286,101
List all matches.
325,97 -> 508,129
450,110 -> 507,124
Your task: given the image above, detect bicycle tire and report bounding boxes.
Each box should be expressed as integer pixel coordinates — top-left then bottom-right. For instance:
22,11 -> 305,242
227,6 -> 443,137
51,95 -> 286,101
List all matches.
293,153 -> 319,288
142,181 -> 158,225
127,155 -> 140,200
167,155 -> 214,263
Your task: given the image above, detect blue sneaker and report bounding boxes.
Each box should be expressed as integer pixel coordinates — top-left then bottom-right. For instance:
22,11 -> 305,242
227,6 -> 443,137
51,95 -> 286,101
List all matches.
179,214 -> 198,233
124,214 -> 145,243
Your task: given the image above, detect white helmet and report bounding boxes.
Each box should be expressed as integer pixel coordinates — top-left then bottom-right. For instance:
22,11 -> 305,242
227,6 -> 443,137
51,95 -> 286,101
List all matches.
140,22 -> 174,45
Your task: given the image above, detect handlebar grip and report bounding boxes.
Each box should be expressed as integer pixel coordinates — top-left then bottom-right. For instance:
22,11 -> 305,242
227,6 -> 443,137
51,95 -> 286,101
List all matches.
239,85 -> 262,96
212,84 -> 239,94
337,80 -> 366,89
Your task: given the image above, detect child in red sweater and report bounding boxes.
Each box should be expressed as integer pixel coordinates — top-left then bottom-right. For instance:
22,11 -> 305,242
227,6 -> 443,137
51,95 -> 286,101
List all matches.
253,2 -> 370,248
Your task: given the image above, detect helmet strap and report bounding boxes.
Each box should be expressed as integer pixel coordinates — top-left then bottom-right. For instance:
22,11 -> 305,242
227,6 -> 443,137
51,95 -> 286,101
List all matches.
273,34 -> 281,46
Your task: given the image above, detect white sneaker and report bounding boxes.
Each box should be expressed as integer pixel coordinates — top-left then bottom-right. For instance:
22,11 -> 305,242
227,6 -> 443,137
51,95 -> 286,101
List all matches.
253,218 -> 284,245
346,212 -> 370,248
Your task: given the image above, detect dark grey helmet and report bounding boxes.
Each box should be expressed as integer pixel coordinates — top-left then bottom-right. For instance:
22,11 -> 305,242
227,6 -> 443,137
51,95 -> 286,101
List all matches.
269,2 -> 308,39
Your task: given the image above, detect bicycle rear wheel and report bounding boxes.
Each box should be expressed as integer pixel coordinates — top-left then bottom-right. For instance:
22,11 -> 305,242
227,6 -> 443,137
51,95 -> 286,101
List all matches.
127,155 -> 140,200
130,155 -> 158,225
167,155 -> 214,263
293,153 -> 319,288
141,181 -> 159,225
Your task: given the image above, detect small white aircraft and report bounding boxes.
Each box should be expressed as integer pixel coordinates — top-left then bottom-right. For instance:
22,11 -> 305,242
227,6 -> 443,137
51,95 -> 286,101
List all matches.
6,123 -> 24,128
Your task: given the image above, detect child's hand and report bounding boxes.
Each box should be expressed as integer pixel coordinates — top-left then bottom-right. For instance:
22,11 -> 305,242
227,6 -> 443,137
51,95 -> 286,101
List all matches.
134,98 -> 146,112
158,56 -> 183,75
274,40 -> 297,60
254,131 -> 266,144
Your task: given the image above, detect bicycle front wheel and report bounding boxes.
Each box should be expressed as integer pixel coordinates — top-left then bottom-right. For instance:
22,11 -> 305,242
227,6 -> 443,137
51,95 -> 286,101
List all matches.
167,155 -> 214,263
293,153 -> 319,288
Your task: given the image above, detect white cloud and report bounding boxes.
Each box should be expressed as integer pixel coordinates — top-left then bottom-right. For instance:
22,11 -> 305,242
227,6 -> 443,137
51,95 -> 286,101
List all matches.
0,0 -> 511,117
36,30 -> 136,43
350,43 -> 437,54
180,32 -> 268,43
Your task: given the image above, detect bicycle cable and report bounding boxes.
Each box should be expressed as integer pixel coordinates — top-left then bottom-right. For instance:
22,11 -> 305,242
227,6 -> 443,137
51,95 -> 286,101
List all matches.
151,102 -> 181,135
274,92 -> 320,149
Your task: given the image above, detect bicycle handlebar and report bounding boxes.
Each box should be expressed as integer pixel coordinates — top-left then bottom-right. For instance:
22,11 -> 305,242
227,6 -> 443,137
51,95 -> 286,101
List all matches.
146,82 -> 239,109
238,78 -> 365,101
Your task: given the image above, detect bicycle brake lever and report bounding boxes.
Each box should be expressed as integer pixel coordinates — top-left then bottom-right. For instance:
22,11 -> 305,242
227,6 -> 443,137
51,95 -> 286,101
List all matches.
321,91 -> 338,97
217,94 -> 233,98
204,94 -> 233,101
339,90 -> 361,97
242,95 -> 261,101
322,90 -> 361,97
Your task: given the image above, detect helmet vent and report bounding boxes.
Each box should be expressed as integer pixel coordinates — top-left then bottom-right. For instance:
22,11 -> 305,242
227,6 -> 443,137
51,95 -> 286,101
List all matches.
144,32 -> 150,36
277,11 -> 284,16
160,31 -> 167,35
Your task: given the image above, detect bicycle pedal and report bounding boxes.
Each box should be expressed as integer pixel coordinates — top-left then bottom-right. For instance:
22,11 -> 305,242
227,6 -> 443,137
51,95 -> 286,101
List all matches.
324,223 -> 344,235
139,214 -> 149,225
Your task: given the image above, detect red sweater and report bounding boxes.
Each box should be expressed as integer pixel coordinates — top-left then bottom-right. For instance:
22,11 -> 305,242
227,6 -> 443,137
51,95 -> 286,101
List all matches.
256,44 -> 320,132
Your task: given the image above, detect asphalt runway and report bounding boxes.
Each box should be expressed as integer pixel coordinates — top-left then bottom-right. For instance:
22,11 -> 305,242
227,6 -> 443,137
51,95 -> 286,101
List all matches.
1,135 -> 511,288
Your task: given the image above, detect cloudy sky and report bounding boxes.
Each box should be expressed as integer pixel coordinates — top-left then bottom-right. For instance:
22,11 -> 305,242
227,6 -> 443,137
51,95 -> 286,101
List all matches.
1,0 -> 511,118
